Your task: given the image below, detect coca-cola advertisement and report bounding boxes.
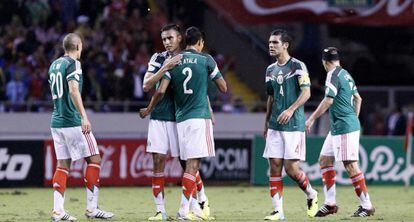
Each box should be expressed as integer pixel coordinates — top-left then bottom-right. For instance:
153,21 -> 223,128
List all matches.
43,139 -> 183,186
205,0 -> 414,26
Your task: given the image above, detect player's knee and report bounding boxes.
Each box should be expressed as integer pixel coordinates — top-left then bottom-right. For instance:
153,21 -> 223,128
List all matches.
319,156 -> 334,167
86,154 -> 101,164
343,161 -> 360,176
57,159 -> 71,169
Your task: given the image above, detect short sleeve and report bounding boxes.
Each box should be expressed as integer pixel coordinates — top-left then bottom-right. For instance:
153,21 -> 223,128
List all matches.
66,60 -> 82,82
294,62 -> 310,88
147,53 -> 163,73
206,55 -> 222,80
163,71 -> 171,80
325,71 -> 339,98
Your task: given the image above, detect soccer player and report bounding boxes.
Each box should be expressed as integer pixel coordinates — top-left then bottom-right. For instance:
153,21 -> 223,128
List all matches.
305,47 -> 375,217
263,29 -> 318,220
140,26 -> 227,220
49,33 -> 114,221
142,24 -> 211,220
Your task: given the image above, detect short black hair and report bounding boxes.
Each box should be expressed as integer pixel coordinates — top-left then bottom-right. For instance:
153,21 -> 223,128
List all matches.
270,29 -> 292,46
322,47 -> 340,61
185,26 -> 205,46
62,33 -> 81,52
160,23 -> 181,34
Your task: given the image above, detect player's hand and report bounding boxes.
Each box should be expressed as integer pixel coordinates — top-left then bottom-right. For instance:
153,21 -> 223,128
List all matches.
305,118 -> 314,134
139,108 -> 150,119
81,117 -> 92,134
163,54 -> 183,71
277,108 -> 294,124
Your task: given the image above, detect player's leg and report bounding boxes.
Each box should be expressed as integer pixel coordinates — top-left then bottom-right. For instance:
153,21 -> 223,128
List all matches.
315,132 -> 338,217
344,161 -> 375,217
66,127 -> 113,219
338,131 -> 374,217
51,128 -> 77,221
147,120 -> 171,220
283,131 -> 318,217
263,130 -> 285,220
177,119 -> 214,220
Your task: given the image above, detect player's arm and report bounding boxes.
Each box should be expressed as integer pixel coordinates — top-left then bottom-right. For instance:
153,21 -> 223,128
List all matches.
213,77 -> 227,93
353,92 -> 362,117
139,78 -> 171,118
68,80 -> 91,134
305,97 -> 333,133
207,55 -> 227,93
142,54 -> 182,92
207,96 -> 215,125
277,71 -> 311,124
264,95 -> 274,139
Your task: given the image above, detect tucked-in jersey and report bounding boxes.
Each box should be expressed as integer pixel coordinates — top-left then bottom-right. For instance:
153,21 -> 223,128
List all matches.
147,51 -> 176,121
266,57 -> 311,131
325,66 -> 360,135
49,56 -> 82,128
164,49 -> 222,122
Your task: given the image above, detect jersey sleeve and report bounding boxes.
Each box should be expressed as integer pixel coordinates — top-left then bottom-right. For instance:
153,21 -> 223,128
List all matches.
352,80 -> 358,94
206,55 -> 222,81
325,72 -> 339,98
147,53 -> 164,73
295,62 -> 310,88
163,71 -> 171,80
66,60 -> 82,82
265,67 -> 274,96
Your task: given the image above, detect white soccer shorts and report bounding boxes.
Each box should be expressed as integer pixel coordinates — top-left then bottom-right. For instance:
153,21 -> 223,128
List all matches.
146,119 -> 179,157
320,130 -> 360,161
51,126 -> 100,161
177,118 -> 215,160
263,129 -> 306,161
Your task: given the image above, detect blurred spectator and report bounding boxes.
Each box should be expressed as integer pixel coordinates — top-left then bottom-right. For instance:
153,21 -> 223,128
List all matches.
386,106 -> 406,135
6,72 -> 27,111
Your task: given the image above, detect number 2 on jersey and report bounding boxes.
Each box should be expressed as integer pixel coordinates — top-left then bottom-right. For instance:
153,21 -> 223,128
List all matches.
50,72 -> 63,99
182,67 -> 193,94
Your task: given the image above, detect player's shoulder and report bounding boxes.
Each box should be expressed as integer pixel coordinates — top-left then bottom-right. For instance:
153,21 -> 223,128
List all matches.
266,63 -> 277,73
290,57 -> 307,70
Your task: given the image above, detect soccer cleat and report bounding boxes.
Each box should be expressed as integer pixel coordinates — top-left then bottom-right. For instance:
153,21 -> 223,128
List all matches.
306,194 -> 318,217
199,199 -> 211,217
85,208 -> 114,219
264,211 -> 285,221
315,204 -> 339,217
148,211 -> 168,221
176,212 -> 201,221
52,210 -> 77,221
351,206 -> 375,217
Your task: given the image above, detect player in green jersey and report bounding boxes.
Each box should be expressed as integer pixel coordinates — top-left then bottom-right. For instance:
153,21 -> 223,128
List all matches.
140,26 -> 227,220
306,47 -> 375,217
142,24 -> 212,221
49,33 -> 113,221
263,29 -> 318,220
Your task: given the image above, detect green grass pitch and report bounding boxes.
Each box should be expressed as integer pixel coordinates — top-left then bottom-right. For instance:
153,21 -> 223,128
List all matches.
1,186 -> 413,221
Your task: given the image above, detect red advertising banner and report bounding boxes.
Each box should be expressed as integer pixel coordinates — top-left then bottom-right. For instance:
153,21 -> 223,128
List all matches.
44,139 -> 183,186
205,0 -> 414,26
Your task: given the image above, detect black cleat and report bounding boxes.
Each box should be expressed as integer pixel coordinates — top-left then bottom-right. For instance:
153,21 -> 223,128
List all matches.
315,204 -> 338,217
351,205 -> 375,217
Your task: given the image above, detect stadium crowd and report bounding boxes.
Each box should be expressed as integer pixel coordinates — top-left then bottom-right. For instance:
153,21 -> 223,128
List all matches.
0,0 -> 410,135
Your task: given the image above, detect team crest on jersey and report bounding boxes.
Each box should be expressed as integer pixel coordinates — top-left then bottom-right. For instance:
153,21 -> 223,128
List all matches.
276,74 -> 284,85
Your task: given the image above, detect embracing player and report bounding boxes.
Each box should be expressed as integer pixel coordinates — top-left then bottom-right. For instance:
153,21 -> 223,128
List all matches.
142,24 -> 211,220
140,26 -> 227,220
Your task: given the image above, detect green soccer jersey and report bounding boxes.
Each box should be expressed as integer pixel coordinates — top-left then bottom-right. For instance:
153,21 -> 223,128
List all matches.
325,66 -> 360,135
266,57 -> 311,131
49,56 -> 83,128
147,51 -> 175,121
163,49 -> 222,123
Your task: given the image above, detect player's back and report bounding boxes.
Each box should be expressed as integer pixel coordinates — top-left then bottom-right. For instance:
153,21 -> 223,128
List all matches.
48,56 -> 82,128
165,49 -> 214,122
326,66 -> 360,135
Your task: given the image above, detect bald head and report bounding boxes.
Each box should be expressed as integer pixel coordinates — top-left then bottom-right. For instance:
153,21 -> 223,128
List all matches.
62,33 -> 82,52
